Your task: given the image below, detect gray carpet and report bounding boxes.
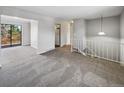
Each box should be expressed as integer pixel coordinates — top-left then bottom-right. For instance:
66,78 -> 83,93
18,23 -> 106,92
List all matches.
0,46 -> 124,87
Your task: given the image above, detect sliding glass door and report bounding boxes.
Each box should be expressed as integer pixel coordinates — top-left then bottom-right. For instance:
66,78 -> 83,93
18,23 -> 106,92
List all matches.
1,24 -> 11,47
1,24 -> 22,48
11,25 -> 22,45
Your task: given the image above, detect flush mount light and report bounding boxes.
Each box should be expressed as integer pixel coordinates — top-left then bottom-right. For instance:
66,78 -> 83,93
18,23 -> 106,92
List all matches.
98,16 -> 106,36
98,31 -> 106,35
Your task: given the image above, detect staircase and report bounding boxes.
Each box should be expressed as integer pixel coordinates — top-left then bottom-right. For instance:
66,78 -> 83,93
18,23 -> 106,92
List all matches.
71,39 -> 122,63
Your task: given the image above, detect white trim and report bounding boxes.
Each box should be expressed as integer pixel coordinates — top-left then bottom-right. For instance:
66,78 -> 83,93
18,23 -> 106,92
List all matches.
36,47 -> 55,54
87,53 -> 120,63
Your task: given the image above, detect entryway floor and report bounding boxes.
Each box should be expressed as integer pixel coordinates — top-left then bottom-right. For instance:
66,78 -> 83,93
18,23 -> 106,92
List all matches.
0,46 -> 124,87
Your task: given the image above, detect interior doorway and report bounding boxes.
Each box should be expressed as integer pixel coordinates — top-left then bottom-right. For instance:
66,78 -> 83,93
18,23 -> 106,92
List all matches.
55,24 -> 61,47
1,24 -> 22,48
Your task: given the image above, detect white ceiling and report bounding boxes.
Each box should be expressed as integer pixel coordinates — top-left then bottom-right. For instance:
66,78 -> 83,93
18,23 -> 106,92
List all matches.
1,15 -> 31,23
13,6 -> 124,20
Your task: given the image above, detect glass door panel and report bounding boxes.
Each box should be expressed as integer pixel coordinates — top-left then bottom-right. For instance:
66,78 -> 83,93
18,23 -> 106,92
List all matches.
1,24 -> 11,47
11,25 -> 22,45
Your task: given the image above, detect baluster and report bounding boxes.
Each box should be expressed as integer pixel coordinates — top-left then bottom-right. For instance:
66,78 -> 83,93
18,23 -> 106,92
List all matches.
78,39 -> 79,52
87,40 -> 88,55
92,40 -> 94,57
116,44 -> 118,62
79,40 -> 81,51
122,44 -> 124,62
99,41 -> 100,57
111,43 -> 113,61
103,41 -> 104,58
90,40 -> 91,55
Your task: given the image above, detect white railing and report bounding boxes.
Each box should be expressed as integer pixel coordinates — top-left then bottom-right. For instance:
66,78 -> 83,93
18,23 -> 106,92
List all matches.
72,39 -> 124,63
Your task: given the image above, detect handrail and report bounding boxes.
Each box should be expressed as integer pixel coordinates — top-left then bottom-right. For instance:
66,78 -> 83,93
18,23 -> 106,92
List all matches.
72,39 -> 123,63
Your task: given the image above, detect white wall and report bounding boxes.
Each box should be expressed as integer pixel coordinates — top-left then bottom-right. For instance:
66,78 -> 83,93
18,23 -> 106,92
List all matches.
37,18 -> 55,54
22,23 -> 30,46
61,21 -> 69,47
66,23 -> 71,45
86,16 -> 120,61
30,20 -> 38,49
0,6 -> 55,54
73,19 -> 87,50
120,10 -> 124,64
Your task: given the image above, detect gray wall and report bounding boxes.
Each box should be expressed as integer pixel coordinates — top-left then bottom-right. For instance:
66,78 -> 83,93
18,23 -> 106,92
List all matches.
120,10 -> 124,64
120,11 -> 124,44
73,19 -> 86,50
86,16 -> 120,41
86,16 -> 120,61
0,15 -> 1,48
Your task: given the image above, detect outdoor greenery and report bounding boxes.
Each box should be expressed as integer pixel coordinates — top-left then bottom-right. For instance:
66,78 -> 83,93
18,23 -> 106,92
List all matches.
1,24 -> 22,46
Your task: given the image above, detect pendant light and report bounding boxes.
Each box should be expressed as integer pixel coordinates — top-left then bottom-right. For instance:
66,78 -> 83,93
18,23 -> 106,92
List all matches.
98,16 -> 106,36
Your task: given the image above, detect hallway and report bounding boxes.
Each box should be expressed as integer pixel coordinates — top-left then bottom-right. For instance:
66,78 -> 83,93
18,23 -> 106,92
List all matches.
0,46 -> 124,87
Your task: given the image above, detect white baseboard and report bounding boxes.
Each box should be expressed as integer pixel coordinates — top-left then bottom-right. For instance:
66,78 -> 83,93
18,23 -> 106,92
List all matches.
22,44 -> 30,46
37,48 -> 55,54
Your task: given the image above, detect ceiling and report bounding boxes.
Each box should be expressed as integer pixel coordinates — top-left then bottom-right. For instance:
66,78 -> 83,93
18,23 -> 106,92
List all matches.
1,15 -> 31,23
13,6 -> 124,20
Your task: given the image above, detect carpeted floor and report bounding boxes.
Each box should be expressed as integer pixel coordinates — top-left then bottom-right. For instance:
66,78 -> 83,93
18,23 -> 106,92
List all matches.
0,46 -> 124,87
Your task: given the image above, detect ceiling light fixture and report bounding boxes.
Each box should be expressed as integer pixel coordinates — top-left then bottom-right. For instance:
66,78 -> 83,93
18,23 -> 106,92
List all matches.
98,16 -> 106,36
98,31 -> 106,35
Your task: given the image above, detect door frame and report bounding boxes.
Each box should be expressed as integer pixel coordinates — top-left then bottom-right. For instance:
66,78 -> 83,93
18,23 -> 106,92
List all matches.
55,24 -> 61,47
1,24 -> 22,48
